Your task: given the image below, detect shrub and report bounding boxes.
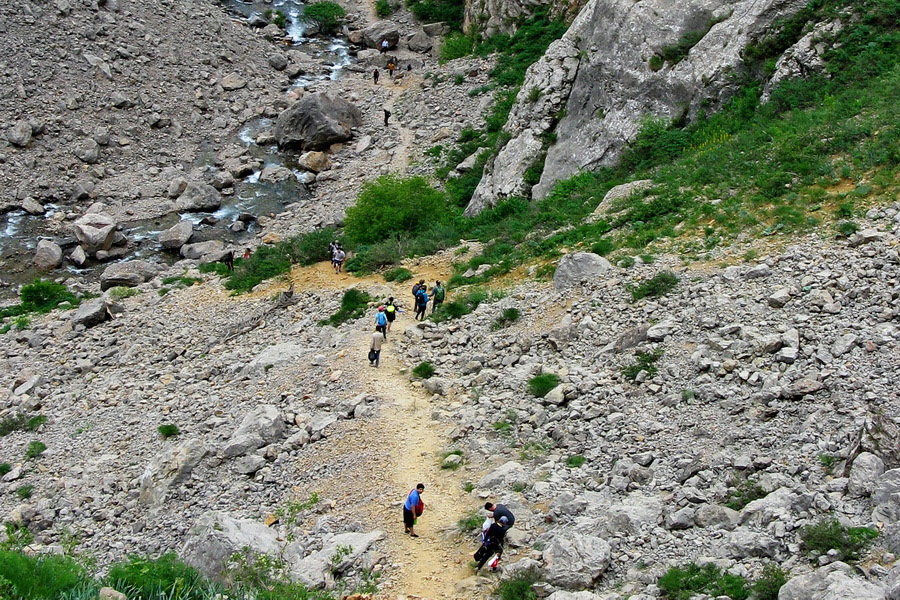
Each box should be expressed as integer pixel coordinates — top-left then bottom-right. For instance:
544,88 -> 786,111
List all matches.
440,32 -> 478,61
18,280 -> 78,313
800,517 -> 878,562
158,424 -> 181,439
441,449 -> 463,470
344,175 -> 450,246
491,307 -> 521,331
431,289 -> 498,323
658,563 -> 750,600
264,8 -> 287,27
629,271 -> 679,301
726,476 -> 767,510
751,564 -> 788,600
621,348 -> 663,380
590,239 -> 615,256
528,373 -> 560,398
457,510 -> 483,532
321,289 -> 372,327
106,553 -> 208,599
412,362 -> 436,379
0,414 -> 27,437
25,416 -> 47,431
495,572 -> 538,600
566,455 -> 586,468
16,486 -> 33,500
303,1 -> 346,34
383,267 -> 413,282
0,464 -> 10,477
836,220 -> 859,237
25,441 -> 46,459
375,0 -> 393,16
108,286 -> 139,300
0,550 -> 90,598
406,0 -> 465,31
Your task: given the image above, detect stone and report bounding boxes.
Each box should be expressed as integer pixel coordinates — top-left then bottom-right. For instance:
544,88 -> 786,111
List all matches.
744,264 -> 771,279
647,319 -> 676,341
719,528 -> 779,558
442,453 -> 463,469
298,151 -> 332,173
543,531 -> 611,588
7,120 -> 32,147
695,504 -> 739,529
478,461 -> 527,490
848,229 -> 888,248
542,385 -> 566,405
246,343 -> 308,375
769,287 -> 792,308
546,593 -> 601,600
291,531 -> 384,589
268,53 -> 288,70
234,454 -> 267,475
71,213 -> 117,252
69,245 -> 87,266
71,299 -> 110,328
33,240 -> 63,270
553,252 -> 612,290
831,333 -> 858,357
778,561 -> 886,600
138,439 -> 208,506
873,469 -> 900,524
361,21 -> 400,49
21,198 -> 45,215
175,182 -> 222,212
407,31 -> 433,52
159,220 -> 194,249
783,378 -> 825,398
587,180 -> 653,221
100,260 -> 158,290
182,512 -> 283,580
98,588 -> 127,600
222,405 -> 285,458
740,487 -> 811,526
74,138 -> 100,164
275,92 -> 363,151
220,73 -> 247,91
665,507 -> 695,530
180,240 -> 224,260
848,452 -> 885,498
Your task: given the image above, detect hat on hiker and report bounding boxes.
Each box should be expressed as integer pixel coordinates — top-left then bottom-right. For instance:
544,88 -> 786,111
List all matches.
378,306 -> 385,311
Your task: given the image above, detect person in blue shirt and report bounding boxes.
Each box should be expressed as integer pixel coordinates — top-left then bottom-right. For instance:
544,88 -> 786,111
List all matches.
403,483 -> 425,537
414,287 -> 429,321
375,306 -> 388,337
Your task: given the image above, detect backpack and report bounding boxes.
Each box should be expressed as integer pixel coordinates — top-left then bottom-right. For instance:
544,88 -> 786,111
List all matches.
376,312 -> 387,326
416,289 -> 428,306
434,285 -> 445,301
412,283 -> 420,296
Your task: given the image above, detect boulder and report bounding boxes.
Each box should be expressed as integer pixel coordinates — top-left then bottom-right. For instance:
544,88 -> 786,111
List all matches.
222,405 -> 285,458
220,73 -> 247,91
71,299 -> 110,328
873,469 -> 900,524
7,120 -> 32,147
138,439 -> 208,506
180,240 -> 224,260
33,240 -> 63,270
71,213 -> 117,253
275,92 -> 363,151
159,220 -> 194,249
69,245 -> 87,266
778,561 -> 886,600
73,138 -> 100,163
290,531 -> 384,588
175,182 -> 222,212
543,531 -> 611,588
740,486 -> 811,526
478,461 -> 528,490
588,180 -> 653,221
361,21 -> 400,49
407,31 -> 433,52
553,252 -> 612,290
21,198 -> 46,215
100,260 -> 158,290
848,452 -> 885,498
268,53 -> 288,70
182,512 -> 283,580
298,151 -> 332,173
246,343 -> 308,375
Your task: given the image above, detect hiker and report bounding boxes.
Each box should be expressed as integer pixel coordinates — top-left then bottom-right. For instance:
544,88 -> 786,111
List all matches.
484,502 -> 515,529
414,285 -> 429,321
383,109 -> 391,127
385,297 -> 399,332
403,483 -> 425,537
332,244 -> 346,274
431,280 -> 445,314
412,279 -> 425,301
406,64 -> 412,72
375,305 -> 388,337
475,515 -> 508,572
380,39 -> 389,53
387,61 -> 395,79
328,240 -> 338,261
369,328 -> 385,367
243,247 -> 251,260
373,68 -> 379,84
222,250 -> 235,272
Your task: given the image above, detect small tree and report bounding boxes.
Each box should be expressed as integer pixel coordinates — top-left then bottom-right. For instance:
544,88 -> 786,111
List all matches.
303,2 -> 346,34
344,175 -> 450,245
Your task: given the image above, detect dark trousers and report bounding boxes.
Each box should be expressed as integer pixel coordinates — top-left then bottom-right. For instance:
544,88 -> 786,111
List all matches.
476,541 -> 503,569
415,304 -> 426,320
432,299 -> 442,314
370,349 -> 381,367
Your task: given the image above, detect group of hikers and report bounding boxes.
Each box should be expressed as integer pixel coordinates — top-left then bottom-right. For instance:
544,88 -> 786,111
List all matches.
328,240 -> 346,274
403,485 -> 514,573
411,279 -> 444,320
367,279 -> 445,367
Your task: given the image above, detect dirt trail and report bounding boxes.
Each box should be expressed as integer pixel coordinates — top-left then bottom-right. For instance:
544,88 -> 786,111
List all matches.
278,259 -> 490,600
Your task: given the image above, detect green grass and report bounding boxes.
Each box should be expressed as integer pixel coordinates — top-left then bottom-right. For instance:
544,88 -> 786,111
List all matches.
0,551 -> 89,599
374,0 -> 393,16
412,362 -> 436,379
0,464 -> 11,477
629,271 -> 679,301
0,413 -> 46,437
658,563 -> 750,600
566,454 -> 586,468
320,289 -> 372,327
383,267 -> 413,282
406,0 -> 464,31
490,307 -> 520,331
1,280 -> 83,330
800,517 -> 879,562
495,572 -> 538,600
726,476 -> 768,510
527,373 -> 560,398
158,424 -> 181,439
441,449 -> 464,470
751,565 -> 788,600
107,286 -> 140,300
621,349 -> 663,380
25,441 -> 46,459
16,485 -> 34,500
431,289 -> 500,323
457,510 -> 483,532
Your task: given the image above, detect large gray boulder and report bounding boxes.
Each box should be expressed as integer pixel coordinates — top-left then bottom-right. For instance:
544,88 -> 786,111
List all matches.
246,343 -> 308,375
848,452 -> 885,498
361,21 -> 400,49
290,531 -> 384,588
873,469 -> 900,524
180,240 -> 224,260
182,512 -> 283,580
100,260 -> 158,290
478,461 -> 528,490
778,561 -> 885,600
159,220 -> 194,249
71,299 -> 111,328
542,531 -> 611,588
275,93 -> 363,151
407,30 -> 433,52
222,405 -> 285,458
175,182 -> 222,212
71,213 -> 117,253
33,240 -> 63,270
138,439 -> 207,506
553,252 -> 612,290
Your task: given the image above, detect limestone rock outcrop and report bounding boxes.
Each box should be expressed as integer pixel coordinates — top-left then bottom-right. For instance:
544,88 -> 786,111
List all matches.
275,93 -> 363,151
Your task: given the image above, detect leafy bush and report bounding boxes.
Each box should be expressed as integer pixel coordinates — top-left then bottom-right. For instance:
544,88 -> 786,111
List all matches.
375,0 -> 393,16
412,362 -> 436,379
431,289 -> 498,323
108,286 -> 139,301
495,571 -> 538,600
726,476 -> 767,510
25,416 -> 47,431
800,517 -> 879,562
491,307 -> 520,331
566,455 -> 586,468
383,267 -> 413,282
457,510 -> 483,532
321,289 -> 372,327
25,441 -> 46,459
751,564 -> 788,600
16,485 -> 34,500
158,424 -> 181,439
106,553 -> 208,600
0,413 -> 28,437
303,1 -> 345,34
658,563 -> 750,600
345,175 -> 449,246
836,220 -> 859,237
0,464 -> 10,477
1,279 -> 80,321
622,348 -> 663,380
528,373 -> 560,398
406,0 -> 465,31
629,271 -> 679,301
440,32 -> 478,62
0,550 -> 90,599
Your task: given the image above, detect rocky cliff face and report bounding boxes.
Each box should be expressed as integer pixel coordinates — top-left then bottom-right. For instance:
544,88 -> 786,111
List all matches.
463,0 -> 584,37
467,0 -> 808,215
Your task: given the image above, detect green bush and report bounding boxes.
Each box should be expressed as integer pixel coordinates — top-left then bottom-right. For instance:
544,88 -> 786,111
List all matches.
412,361 -> 436,379
658,563 -> 750,600
25,416 -> 47,431
621,348 -> 663,380
344,175 -> 449,246
375,0 -> 393,16
495,572 -> 538,600
303,1 -> 345,34
158,424 -> 181,439
25,441 -> 46,459
1,279 -> 80,321
16,485 -> 34,500
528,373 -> 560,398
0,414 -> 27,437
0,550 -> 90,599
440,32 -> 478,61
431,289 -> 499,323
457,510 -> 483,532
566,455 -> 586,468
751,564 -> 788,600
0,464 -> 10,477
836,220 -> 859,237
800,517 -> 879,562
629,271 -> 679,301
264,8 -> 287,27
321,289 -> 372,327
108,286 -> 139,301
406,0 -> 465,31
383,267 -> 413,282
726,476 -> 768,510
106,554 -> 208,600
491,307 -> 521,330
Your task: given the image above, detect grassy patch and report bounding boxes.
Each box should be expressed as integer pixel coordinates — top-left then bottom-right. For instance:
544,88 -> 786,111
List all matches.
107,286 -> 139,301
25,441 -> 46,459
0,464 -> 10,477
412,362 -> 436,379
458,510 -> 483,532
725,475 -> 767,510
495,572 -> 538,600
527,373 -> 560,398
751,564 -> 788,600
383,267 -> 413,282
441,449 -> 464,470
629,271 -> 679,301
0,550 -> 89,598
157,424 -> 181,439
16,485 -> 34,500
0,413 -> 46,437
658,563 -> 750,600
320,289 -> 372,327
621,348 -> 663,381
490,307 -> 520,331
800,516 -> 879,563
432,289 -> 500,323
406,0 -> 464,30
566,454 -> 586,468
1,280 -> 83,331
375,0 -> 393,16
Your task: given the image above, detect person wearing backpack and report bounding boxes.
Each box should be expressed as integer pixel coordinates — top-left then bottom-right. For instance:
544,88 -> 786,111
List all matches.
403,483 -> 425,537
412,279 -> 424,301
431,280 -> 445,314
385,297 -> 399,332
375,306 -> 388,338
414,286 -> 429,321
369,328 -> 384,367
475,515 -> 508,572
